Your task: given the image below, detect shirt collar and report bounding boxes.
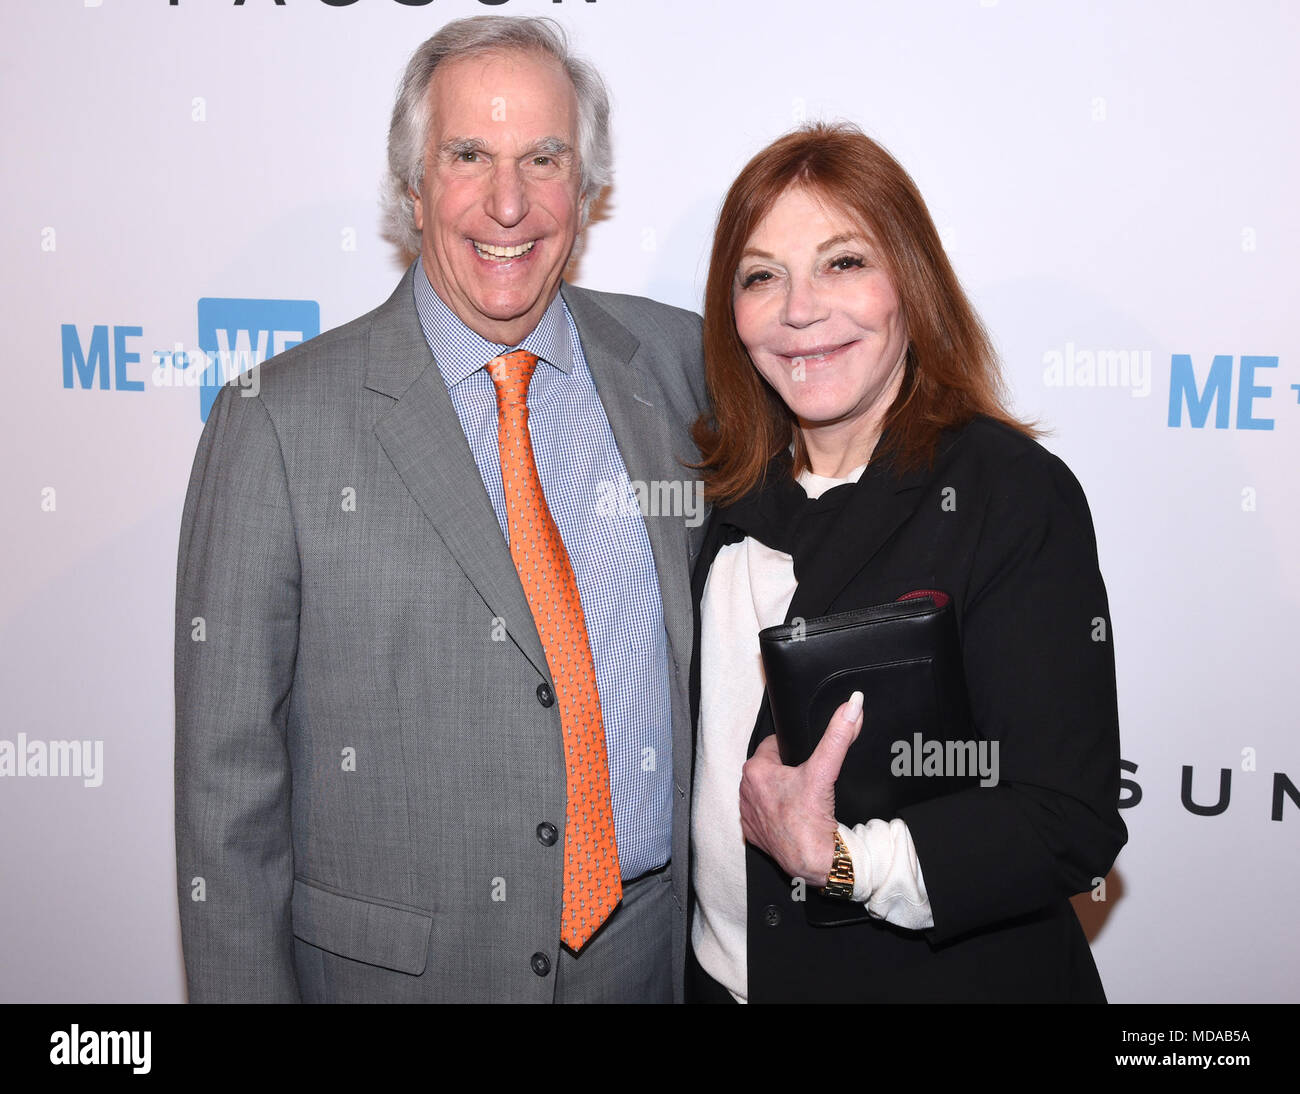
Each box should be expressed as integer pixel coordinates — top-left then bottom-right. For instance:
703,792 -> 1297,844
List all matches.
413,258 -> 573,389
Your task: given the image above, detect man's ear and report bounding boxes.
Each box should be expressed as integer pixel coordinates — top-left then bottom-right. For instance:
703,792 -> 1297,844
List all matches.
410,186 -> 424,231
577,185 -> 596,231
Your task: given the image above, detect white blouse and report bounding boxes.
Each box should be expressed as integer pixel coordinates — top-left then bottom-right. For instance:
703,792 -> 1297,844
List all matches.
690,463 -> 934,1003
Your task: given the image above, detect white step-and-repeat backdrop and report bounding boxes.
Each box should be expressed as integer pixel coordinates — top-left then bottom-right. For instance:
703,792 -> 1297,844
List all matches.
3,0 -> 1296,1002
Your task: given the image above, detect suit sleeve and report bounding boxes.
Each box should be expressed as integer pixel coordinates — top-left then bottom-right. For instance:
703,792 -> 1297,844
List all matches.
897,447 -> 1127,945
174,382 -> 302,1001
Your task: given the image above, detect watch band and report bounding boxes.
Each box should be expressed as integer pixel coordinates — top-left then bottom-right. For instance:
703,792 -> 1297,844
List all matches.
820,829 -> 855,899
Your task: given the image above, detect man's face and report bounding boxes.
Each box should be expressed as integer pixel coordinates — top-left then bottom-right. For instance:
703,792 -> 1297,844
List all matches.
412,50 -> 583,346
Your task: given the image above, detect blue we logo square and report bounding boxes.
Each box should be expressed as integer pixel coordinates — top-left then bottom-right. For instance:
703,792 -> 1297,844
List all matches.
197,298 -> 320,421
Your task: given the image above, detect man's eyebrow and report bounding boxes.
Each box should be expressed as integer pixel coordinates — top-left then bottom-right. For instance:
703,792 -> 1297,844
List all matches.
439,137 -> 486,158
438,136 -> 574,160
528,137 -> 573,158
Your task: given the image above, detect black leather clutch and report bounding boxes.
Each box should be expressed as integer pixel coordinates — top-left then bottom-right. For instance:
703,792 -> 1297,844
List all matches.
758,593 -> 979,926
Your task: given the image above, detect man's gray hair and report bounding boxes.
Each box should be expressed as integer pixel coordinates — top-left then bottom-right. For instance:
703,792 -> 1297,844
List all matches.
383,16 -> 612,258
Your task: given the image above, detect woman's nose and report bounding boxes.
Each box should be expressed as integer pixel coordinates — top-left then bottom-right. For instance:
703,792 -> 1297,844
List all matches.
780,276 -> 826,328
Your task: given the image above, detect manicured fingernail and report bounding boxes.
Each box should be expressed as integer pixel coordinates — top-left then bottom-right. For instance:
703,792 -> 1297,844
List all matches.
846,690 -> 863,720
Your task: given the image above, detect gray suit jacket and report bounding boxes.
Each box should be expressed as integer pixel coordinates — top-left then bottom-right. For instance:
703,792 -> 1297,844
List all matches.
174,263 -> 707,1002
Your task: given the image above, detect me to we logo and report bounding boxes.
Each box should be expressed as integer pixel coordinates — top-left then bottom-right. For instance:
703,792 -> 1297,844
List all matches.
197,298 -> 319,421
59,296 -> 320,422
1167,353 -> 1287,430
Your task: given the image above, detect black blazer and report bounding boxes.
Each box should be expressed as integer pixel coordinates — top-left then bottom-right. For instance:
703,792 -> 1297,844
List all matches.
688,416 -> 1128,1002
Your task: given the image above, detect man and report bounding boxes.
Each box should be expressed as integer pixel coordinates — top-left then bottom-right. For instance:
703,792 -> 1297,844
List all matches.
174,16 -> 706,1003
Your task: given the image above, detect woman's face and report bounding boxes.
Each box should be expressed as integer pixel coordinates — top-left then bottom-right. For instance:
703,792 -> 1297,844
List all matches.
733,186 -> 908,453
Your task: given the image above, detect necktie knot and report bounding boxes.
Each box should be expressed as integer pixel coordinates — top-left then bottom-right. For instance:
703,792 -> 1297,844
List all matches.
486,349 -> 540,406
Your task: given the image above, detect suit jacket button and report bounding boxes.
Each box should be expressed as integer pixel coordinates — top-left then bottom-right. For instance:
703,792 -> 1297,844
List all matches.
536,683 -> 554,707
763,904 -> 781,928
536,822 -> 558,846
530,952 -> 551,977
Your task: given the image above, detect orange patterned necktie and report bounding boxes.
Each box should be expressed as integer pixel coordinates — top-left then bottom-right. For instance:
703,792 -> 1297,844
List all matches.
486,349 -> 623,952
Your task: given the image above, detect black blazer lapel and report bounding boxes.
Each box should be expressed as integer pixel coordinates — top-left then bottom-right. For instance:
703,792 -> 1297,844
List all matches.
785,456 -> 930,624
686,436 -> 941,760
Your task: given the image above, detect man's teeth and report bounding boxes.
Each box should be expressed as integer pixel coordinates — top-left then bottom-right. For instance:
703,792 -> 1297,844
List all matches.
474,241 -> 535,259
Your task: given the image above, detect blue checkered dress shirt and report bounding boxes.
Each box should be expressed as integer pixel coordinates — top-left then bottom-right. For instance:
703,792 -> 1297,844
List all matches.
412,260 -> 672,879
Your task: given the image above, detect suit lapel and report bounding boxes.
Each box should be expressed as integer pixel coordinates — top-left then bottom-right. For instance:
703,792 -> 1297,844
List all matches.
368,265 -> 550,680
561,283 -> 694,678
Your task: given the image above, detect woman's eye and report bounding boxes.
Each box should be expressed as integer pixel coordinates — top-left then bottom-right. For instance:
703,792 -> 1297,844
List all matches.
740,271 -> 772,288
830,255 -> 865,272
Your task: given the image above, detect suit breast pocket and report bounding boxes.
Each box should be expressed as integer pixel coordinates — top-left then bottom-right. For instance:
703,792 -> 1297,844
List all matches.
291,877 -> 434,976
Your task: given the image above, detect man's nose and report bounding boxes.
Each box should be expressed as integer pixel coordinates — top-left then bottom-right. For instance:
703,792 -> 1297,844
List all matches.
485,162 -> 527,226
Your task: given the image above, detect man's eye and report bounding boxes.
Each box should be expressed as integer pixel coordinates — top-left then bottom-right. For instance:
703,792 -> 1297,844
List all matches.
457,150 -> 479,162
532,155 -> 553,166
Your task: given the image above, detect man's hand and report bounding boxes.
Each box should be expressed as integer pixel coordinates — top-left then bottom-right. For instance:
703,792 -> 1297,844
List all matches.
738,691 -> 864,886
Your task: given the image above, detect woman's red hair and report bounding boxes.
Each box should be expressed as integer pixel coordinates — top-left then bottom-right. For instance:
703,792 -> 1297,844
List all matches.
693,122 -> 1036,503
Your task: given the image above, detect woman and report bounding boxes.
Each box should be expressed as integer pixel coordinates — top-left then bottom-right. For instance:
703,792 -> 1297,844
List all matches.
687,123 -> 1127,1003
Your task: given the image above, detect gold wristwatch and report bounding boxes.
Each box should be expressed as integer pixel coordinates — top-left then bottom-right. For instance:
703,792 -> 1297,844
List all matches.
821,829 -> 855,899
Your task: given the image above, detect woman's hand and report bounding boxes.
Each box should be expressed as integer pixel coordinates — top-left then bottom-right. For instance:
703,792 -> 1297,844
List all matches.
739,691 -> 864,886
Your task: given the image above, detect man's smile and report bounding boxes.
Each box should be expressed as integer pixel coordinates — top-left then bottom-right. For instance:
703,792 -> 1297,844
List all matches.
471,239 -> 538,261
